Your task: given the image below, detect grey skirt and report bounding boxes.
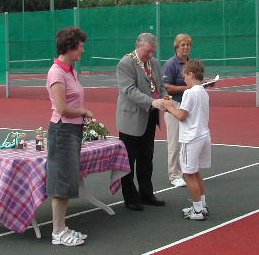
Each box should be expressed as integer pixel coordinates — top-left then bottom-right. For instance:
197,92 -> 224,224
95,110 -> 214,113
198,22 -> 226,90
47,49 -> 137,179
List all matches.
46,120 -> 83,198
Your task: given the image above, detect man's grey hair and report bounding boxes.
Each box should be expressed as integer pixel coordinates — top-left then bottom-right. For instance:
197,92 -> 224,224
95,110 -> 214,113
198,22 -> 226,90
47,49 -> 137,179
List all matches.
136,33 -> 158,47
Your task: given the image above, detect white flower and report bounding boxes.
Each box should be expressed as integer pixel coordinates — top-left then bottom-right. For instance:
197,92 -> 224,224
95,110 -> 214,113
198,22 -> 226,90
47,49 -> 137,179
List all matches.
90,130 -> 98,137
82,119 -> 109,142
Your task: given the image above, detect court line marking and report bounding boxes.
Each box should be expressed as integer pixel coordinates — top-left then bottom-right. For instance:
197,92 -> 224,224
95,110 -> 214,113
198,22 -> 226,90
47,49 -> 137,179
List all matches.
0,132 -> 258,149
211,84 -> 255,90
0,131 -> 258,149
154,162 -> 259,194
4,85 -> 117,89
0,161 -> 258,238
140,209 -> 259,255
212,143 -> 259,149
156,140 -> 259,149
1,84 -> 255,89
209,89 -> 255,93
0,127 -> 37,132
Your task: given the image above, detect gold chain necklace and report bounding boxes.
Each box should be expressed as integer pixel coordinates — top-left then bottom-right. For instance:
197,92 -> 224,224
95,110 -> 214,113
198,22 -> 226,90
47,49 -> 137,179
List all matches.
127,52 -> 156,92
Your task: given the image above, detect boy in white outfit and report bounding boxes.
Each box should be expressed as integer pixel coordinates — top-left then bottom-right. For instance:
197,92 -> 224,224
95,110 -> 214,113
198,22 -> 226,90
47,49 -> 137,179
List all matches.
163,60 -> 211,220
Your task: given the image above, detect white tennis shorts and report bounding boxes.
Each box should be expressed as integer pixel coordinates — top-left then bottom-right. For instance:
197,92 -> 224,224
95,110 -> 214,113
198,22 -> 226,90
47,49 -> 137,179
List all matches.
180,135 -> 211,174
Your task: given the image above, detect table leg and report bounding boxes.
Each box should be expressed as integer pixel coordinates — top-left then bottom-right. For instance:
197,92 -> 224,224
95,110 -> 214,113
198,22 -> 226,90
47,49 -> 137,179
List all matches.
31,219 -> 41,238
81,178 -> 115,216
84,192 -> 115,215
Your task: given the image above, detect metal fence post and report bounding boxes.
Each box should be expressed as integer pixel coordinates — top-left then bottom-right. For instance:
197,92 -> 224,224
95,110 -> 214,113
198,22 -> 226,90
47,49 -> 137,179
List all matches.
74,7 -> 81,73
5,12 -> 10,98
256,0 -> 259,107
155,1 -> 161,62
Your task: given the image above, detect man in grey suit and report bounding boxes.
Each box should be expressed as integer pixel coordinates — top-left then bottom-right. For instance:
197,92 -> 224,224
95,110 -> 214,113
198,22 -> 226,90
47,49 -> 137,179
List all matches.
116,33 -> 168,211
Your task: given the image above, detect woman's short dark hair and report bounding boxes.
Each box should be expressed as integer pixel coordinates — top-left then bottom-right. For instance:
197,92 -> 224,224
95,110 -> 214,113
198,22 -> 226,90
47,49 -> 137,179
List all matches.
57,26 -> 87,55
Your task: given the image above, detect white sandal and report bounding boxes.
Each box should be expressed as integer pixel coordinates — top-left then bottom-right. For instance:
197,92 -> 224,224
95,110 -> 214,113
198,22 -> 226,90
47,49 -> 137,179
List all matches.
69,228 -> 88,240
52,227 -> 84,246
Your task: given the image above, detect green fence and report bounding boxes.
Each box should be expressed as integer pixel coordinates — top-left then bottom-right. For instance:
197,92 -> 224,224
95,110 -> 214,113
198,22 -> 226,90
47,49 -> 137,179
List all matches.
0,0 -> 257,85
0,14 -> 7,84
160,0 -> 256,77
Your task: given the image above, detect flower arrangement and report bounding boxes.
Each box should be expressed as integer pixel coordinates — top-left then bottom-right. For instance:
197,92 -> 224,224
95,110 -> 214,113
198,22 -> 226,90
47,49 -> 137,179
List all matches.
82,119 -> 109,142
35,127 -> 47,139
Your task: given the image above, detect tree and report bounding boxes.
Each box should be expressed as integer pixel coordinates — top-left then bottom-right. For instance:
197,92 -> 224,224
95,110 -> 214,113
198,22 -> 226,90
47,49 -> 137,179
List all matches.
0,0 -> 214,13
0,0 -> 78,13
0,0 -> 23,13
0,0 -> 48,13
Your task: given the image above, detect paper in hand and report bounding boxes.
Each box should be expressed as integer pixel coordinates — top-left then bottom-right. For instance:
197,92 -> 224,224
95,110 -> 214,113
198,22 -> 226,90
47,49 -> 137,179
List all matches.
202,74 -> 219,88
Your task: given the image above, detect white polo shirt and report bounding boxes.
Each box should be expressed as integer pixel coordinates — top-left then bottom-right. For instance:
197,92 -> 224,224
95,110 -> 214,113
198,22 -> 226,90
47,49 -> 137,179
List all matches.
179,85 -> 210,143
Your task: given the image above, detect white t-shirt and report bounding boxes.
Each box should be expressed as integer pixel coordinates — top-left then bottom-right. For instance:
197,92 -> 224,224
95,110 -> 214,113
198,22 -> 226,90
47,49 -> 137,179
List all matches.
179,85 -> 210,143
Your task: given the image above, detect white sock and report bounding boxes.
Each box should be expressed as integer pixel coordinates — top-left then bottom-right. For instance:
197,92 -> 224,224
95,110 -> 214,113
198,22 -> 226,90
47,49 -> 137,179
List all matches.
201,195 -> 207,208
193,201 -> 203,213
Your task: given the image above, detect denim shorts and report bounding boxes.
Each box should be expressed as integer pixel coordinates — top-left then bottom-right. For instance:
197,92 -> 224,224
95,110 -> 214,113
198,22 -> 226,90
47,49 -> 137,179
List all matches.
46,120 -> 83,198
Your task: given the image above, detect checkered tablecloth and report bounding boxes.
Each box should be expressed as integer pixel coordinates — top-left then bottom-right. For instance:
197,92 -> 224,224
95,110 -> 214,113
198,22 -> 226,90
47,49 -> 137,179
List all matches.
0,138 -> 130,233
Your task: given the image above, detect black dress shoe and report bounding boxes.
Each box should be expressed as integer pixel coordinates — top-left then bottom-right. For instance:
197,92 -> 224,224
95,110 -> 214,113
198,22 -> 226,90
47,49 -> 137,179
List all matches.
125,202 -> 144,211
140,196 -> 165,206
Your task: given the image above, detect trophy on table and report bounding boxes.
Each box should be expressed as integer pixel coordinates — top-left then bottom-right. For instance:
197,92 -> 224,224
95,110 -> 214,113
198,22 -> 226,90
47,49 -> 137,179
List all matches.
35,127 -> 47,151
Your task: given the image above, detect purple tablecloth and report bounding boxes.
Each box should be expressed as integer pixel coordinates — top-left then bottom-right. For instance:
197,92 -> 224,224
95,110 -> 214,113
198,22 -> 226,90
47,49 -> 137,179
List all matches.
0,138 -> 130,233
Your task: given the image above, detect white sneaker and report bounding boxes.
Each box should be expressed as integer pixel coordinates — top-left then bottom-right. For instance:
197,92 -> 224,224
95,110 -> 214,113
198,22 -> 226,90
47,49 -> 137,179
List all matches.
203,206 -> 209,216
182,206 -> 209,216
171,178 -> 186,187
182,207 -> 207,220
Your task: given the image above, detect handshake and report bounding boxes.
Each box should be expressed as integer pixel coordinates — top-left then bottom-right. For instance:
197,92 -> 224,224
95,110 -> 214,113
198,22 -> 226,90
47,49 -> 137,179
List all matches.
151,95 -> 174,112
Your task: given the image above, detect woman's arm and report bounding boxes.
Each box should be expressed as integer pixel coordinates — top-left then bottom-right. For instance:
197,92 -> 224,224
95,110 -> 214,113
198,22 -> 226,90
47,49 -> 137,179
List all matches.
51,83 -> 93,118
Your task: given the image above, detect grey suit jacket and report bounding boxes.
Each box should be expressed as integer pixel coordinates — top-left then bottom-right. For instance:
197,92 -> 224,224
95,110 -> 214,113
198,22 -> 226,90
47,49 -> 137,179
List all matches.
116,52 -> 168,136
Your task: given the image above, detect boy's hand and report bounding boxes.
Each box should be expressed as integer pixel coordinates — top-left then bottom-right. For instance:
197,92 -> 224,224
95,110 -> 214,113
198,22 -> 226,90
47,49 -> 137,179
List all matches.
162,96 -> 174,111
164,95 -> 172,100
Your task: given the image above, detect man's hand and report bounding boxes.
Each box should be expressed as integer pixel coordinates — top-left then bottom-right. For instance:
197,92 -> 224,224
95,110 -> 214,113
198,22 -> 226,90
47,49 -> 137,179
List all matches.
152,99 -> 166,111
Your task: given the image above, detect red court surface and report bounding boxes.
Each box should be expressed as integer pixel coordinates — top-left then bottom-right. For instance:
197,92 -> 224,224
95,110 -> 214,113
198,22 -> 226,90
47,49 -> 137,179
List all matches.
214,76 -> 256,88
0,97 -> 259,147
0,75 -> 258,146
151,211 -> 259,255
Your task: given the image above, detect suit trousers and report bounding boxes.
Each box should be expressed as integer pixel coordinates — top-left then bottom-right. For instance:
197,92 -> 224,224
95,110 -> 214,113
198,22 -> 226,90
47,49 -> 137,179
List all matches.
164,102 -> 183,181
119,109 -> 158,204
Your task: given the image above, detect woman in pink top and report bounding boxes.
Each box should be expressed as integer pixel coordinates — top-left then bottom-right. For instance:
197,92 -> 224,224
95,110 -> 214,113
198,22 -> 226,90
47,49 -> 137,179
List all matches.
46,26 -> 93,246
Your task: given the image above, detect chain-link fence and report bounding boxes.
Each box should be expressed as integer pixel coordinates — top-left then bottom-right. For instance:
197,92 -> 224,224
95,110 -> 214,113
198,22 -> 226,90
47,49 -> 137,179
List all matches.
0,0 -> 257,101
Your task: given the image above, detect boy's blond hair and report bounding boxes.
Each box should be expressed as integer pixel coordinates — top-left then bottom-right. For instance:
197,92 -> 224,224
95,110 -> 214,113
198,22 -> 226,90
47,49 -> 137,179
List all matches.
183,60 -> 204,81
